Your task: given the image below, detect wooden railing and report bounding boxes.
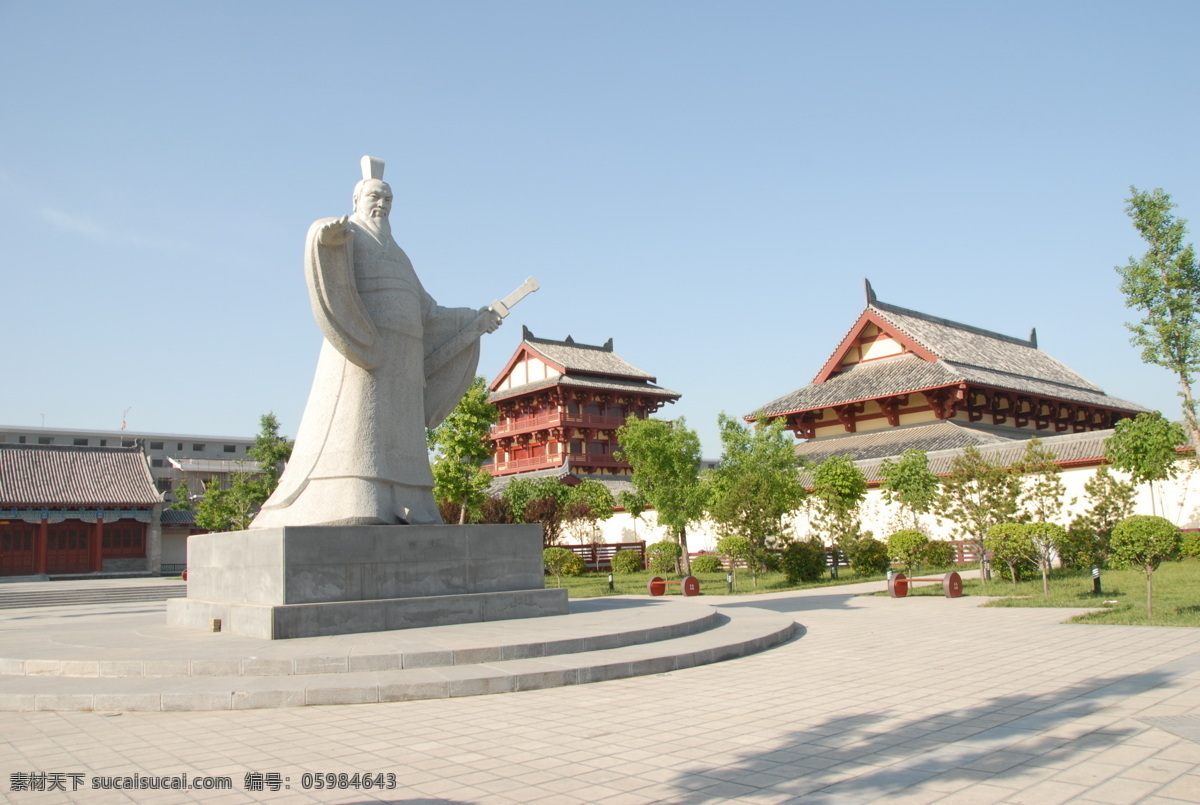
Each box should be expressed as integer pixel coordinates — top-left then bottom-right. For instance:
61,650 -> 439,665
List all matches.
492,412 -> 628,437
562,541 -> 646,572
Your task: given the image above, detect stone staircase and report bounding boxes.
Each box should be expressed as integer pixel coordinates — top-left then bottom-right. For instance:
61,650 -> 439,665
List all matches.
0,583 -> 187,610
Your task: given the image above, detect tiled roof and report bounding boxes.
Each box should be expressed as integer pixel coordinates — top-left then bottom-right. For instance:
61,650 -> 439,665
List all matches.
490,374 -> 681,404
0,444 -> 162,506
794,421 -> 1023,464
160,509 -> 198,525
872,301 -> 1102,392
755,298 -> 1151,417
801,426 -> 1137,485
526,334 -> 655,381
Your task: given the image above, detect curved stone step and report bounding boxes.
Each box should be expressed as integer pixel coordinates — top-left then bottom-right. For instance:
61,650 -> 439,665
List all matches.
0,604 -> 796,712
1,598 -> 722,678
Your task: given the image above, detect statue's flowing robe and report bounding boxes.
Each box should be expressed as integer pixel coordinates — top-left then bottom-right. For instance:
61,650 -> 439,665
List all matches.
250,215 -> 479,528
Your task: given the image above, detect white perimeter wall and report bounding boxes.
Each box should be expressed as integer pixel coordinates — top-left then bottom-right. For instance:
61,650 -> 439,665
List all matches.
576,464 -> 1200,552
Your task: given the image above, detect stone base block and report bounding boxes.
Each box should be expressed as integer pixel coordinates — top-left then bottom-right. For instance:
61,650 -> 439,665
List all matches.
166,523 -> 566,639
167,588 -> 569,639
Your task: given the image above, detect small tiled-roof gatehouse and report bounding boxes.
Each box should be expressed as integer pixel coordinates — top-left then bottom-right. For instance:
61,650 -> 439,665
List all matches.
0,443 -> 163,577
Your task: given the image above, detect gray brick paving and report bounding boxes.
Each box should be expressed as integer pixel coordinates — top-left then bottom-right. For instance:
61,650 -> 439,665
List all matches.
1,580 -> 1199,803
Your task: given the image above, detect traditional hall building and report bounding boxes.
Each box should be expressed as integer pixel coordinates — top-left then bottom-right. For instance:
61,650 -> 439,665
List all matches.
751,280 -> 1151,464
0,443 -> 163,578
487,327 -> 680,486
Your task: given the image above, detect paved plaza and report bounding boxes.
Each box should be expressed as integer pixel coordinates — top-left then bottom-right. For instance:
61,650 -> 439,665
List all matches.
2,580 -> 1199,804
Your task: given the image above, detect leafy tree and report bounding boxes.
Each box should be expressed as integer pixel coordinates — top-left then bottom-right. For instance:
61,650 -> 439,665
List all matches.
647,539 -> 683,575
1105,412 -> 1188,516
924,540 -> 956,569
706,414 -> 807,580
844,535 -> 890,576
615,416 -> 707,574
1064,465 -> 1137,568
543,547 -> 583,587
617,489 -> 649,538
780,539 -> 826,584
937,445 -> 1021,581
1110,515 -> 1182,617
247,412 -> 293,497
501,476 -> 571,521
561,479 -> 616,544
878,449 -> 938,530
427,377 -> 498,524
887,529 -> 929,577
1015,438 -> 1067,524
194,470 -> 261,532
477,495 -> 516,524
715,535 -> 754,589
986,523 -> 1037,590
199,413 -> 294,531
611,548 -> 645,574
1116,187 -> 1200,449
1027,521 -> 1066,599
169,480 -> 194,511
807,453 -> 867,554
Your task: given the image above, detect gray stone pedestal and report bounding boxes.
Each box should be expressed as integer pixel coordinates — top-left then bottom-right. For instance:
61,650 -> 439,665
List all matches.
166,524 -> 567,639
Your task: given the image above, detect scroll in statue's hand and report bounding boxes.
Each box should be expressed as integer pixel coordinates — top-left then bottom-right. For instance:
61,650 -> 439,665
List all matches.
316,215 -> 355,246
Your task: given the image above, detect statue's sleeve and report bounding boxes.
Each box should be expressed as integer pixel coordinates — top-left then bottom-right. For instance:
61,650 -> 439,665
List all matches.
304,218 -> 379,370
422,302 -> 481,428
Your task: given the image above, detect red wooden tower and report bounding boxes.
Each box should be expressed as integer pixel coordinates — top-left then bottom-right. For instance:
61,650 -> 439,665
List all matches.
488,328 -> 680,478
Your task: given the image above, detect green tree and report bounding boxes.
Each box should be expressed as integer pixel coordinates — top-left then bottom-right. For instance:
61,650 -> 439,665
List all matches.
169,480 -> 194,511
194,470 -> 261,532
427,377 -> 498,524
1027,521 -> 1066,599
706,414 -> 807,580
197,413 -> 294,531
615,416 -> 707,574
1015,438 -> 1067,524
1105,412 -> 1187,516
1064,465 -> 1137,568
986,523 -> 1037,590
1116,187 -> 1200,449
617,489 -> 648,539
543,547 -> 583,587
247,412 -> 293,497
878,449 -> 938,530
1110,515 -> 1182,617
887,529 -> 929,578
807,453 -> 867,553
561,479 -> 615,544
937,445 -> 1021,582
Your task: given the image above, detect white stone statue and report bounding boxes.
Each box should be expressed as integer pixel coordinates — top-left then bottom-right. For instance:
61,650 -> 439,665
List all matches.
251,156 -> 527,528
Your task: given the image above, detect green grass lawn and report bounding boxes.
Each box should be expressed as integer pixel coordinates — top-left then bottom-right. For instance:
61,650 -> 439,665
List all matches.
903,558 -> 1200,627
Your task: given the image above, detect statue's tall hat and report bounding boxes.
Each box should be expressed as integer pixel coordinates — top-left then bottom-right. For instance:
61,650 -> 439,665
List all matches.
361,156 -> 385,181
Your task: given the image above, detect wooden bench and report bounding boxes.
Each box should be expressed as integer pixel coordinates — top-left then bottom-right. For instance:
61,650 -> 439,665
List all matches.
888,571 -> 963,598
647,576 -> 701,597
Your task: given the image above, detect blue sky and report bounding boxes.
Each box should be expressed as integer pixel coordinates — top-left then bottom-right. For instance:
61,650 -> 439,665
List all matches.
2,1 -> 1198,457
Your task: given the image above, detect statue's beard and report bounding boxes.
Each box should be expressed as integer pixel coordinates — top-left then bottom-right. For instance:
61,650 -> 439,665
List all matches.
353,211 -> 391,241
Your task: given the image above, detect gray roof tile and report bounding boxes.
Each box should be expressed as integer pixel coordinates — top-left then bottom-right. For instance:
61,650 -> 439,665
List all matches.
755,299 -> 1151,417
0,444 -> 162,506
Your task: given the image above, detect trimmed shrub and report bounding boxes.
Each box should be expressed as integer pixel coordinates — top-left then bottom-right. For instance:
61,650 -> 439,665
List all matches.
887,529 -> 929,576
647,540 -> 683,575
924,539 -> 956,569
610,548 -> 645,574
986,523 -> 1037,583
1181,531 -> 1200,558
1110,515 -> 1181,572
543,547 -> 584,586
1057,523 -> 1103,570
780,539 -> 826,584
690,554 -> 724,574
845,536 -> 890,576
